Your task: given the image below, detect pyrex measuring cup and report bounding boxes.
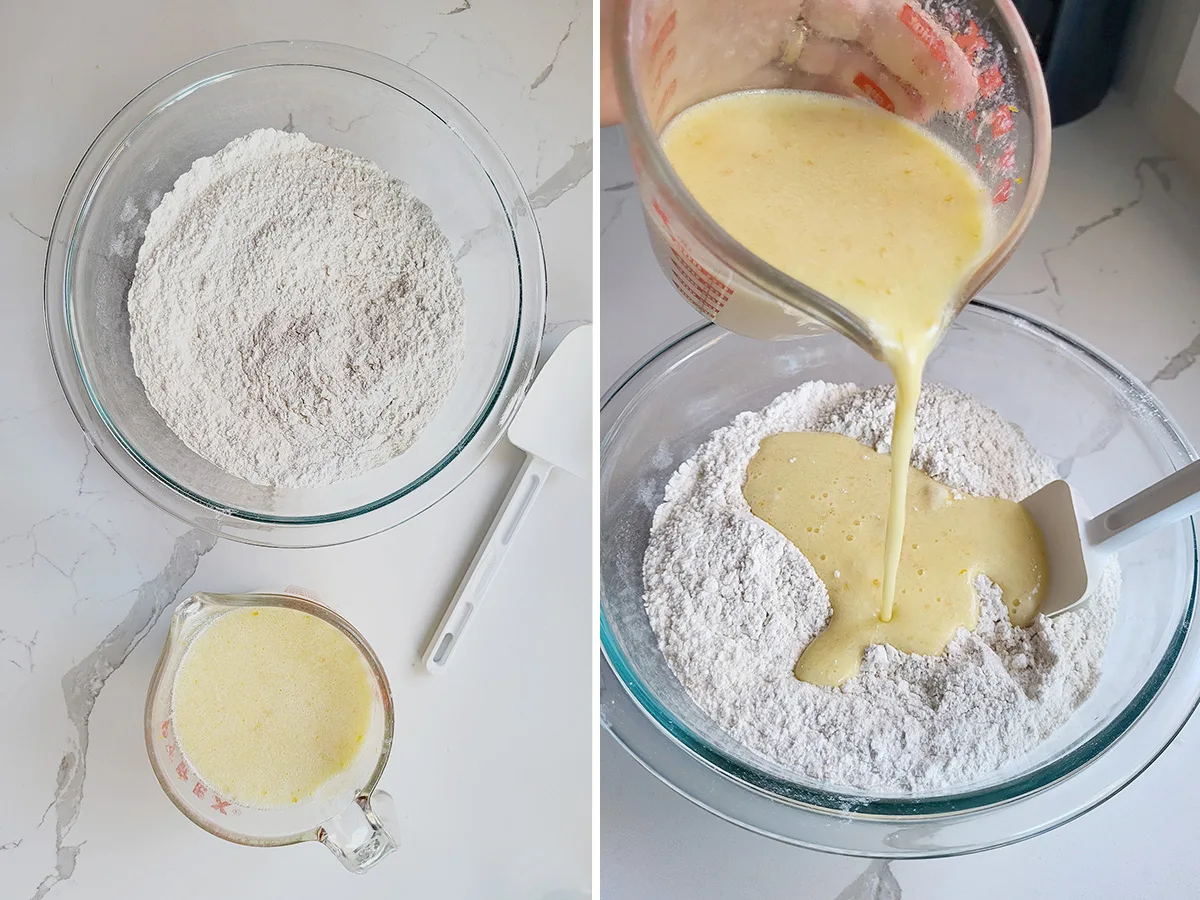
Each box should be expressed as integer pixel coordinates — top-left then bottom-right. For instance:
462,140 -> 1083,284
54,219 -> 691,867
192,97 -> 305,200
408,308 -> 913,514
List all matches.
613,0 -> 1052,345
145,590 -> 397,873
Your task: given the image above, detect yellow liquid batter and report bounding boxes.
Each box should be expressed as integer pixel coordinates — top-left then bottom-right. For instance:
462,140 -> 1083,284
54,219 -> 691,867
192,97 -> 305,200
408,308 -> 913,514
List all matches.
172,606 -> 374,807
663,90 -> 994,640
745,432 -> 1046,686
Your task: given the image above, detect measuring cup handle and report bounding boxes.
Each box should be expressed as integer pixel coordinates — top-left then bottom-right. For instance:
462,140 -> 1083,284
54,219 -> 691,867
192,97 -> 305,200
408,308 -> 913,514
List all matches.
318,791 -> 399,874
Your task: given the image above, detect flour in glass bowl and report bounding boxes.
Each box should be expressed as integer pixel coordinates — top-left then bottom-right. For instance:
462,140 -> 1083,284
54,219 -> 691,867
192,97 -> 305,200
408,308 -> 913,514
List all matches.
643,381 -> 1120,792
128,128 -> 465,488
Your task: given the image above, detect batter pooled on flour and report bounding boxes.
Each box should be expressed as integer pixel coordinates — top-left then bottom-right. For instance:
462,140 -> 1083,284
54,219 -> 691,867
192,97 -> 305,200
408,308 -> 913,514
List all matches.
127,128 -> 465,488
643,382 -> 1120,792
744,430 -> 1047,687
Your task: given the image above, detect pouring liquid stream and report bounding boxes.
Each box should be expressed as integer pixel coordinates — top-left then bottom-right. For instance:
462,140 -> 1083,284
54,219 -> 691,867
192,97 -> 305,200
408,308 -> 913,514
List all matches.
662,90 -> 1042,682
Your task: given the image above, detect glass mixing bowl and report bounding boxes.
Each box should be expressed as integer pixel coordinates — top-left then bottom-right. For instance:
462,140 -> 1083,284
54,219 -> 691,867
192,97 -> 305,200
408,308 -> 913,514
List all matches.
600,301 -> 1200,857
45,41 -> 545,547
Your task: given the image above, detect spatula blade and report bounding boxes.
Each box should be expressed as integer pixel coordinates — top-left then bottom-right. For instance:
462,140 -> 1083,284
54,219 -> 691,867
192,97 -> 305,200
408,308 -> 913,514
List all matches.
1021,479 -> 1104,617
507,325 -> 591,478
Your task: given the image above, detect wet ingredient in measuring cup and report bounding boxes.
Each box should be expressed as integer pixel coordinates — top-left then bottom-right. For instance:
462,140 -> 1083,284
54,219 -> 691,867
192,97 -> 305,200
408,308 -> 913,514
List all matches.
171,606 -> 374,808
661,89 -> 992,628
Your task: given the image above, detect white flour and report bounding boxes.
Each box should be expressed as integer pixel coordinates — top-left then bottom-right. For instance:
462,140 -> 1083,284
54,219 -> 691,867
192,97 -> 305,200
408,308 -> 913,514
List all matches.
644,382 -> 1120,792
128,128 -> 465,488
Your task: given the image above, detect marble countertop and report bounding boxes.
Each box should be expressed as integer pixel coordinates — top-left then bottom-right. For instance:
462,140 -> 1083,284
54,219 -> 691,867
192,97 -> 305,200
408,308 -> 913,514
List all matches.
601,96 -> 1200,898
0,1 -> 591,898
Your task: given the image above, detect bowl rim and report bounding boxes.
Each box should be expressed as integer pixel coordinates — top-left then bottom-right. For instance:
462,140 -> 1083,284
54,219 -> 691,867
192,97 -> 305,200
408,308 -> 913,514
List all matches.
600,299 -> 1200,855
44,39 -> 546,548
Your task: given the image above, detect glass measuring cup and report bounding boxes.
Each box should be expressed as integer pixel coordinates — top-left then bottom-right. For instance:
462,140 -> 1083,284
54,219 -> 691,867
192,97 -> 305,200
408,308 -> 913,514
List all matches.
613,0 -> 1052,345
145,590 -> 397,873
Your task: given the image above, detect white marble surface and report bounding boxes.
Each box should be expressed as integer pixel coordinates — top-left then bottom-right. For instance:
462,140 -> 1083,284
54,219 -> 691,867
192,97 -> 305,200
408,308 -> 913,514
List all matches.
600,96 -> 1200,898
0,1 -> 591,897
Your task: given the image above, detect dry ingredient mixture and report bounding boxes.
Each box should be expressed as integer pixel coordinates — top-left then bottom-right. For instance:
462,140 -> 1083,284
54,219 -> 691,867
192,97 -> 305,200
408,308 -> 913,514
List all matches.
644,381 -> 1120,792
128,128 -> 465,488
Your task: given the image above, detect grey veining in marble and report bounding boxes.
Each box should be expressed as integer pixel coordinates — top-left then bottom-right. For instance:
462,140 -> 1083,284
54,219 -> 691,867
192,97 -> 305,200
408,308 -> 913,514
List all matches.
529,140 -> 594,210
531,11 -> 576,91
1151,331 -> 1200,384
834,862 -> 903,900
33,530 -> 215,899
8,213 -> 49,243
1038,155 -> 1173,309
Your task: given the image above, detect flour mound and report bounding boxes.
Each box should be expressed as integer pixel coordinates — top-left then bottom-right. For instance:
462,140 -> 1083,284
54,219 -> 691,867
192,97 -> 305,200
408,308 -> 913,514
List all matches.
644,382 -> 1119,792
128,128 -> 465,488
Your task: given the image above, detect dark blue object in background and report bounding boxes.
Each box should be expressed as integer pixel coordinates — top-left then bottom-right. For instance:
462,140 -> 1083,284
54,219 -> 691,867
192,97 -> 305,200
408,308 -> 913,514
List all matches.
1011,0 -> 1138,125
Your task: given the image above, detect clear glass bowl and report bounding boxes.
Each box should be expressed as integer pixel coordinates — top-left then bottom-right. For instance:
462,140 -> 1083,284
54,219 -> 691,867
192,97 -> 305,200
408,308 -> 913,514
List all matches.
45,41 -> 545,547
600,301 -> 1200,857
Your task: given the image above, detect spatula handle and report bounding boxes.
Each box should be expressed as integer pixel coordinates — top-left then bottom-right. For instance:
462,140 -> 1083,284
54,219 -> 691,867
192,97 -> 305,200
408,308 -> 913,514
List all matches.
1087,458 -> 1200,552
422,453 -> 555,674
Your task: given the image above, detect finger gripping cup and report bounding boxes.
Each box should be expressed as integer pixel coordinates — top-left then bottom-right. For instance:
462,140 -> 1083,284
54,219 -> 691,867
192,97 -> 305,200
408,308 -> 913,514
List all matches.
613,0 -> 1051,347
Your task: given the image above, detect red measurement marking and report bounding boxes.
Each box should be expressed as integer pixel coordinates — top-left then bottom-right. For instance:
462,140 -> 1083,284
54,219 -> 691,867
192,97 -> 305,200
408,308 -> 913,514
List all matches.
668,245 -> 732,318
652,199 -> 671,228
670,253 -> 724,302
899,4 -> 948,64
997,143 -> 1017,173
852,73 -> 895,112
650,9 -> 677,60
175,761 -> 189,781
166,744 -> 175,759
651,198 -> 733,318
668,244 -> 704,284
993,178 -> 1013,204
979,65 -> 1004,98
671,273 -> 728,317
991,106 -> 1014,139
211,796 -> 231,815
656,78 -> 678,120
668,236 -> 706,277
654,45 -> 676,90
192,782 -> 207,799
954,20 -> 988,63
161,721 -> 169,739
669,246 -> 727,296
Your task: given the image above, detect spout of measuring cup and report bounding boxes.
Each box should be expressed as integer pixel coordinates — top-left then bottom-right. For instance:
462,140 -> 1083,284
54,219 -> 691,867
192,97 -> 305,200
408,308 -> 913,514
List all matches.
318,791 -> 399,874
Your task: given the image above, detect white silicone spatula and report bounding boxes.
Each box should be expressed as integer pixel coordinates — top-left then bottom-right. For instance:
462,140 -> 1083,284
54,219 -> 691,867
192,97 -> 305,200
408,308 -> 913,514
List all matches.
422,324 -> 592,673
1021,458 -> 1200,617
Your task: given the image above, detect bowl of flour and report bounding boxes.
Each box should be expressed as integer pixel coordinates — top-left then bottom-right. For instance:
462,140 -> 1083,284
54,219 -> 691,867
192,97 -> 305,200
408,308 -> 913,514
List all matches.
46,42 -> 545,546
600,303 -> 1200,856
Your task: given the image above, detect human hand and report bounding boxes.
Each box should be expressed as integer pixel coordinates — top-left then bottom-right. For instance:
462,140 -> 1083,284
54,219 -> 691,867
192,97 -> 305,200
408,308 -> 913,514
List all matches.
601,0 -> 983,127
787,0 -> 980,122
